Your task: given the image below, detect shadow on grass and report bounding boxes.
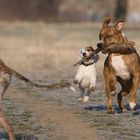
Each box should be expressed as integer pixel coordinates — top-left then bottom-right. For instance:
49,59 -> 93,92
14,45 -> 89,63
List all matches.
84,105 -> 121,112
0,132 -> 38,140
84,105 -> 106,111
84,104 -> 140,115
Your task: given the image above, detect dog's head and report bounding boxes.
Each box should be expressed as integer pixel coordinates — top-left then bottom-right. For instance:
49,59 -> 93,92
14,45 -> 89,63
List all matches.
80,46 -> 95,58
80,46 -> 99,64
99,15 -> 126,47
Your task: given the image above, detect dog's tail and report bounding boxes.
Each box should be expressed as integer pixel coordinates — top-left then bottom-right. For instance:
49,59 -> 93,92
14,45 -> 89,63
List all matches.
103,15 -> 111,27
8,67 -> 76,92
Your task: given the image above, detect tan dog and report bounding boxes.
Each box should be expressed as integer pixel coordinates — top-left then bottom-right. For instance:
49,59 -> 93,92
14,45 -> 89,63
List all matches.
0,58 -> 75,140
99,15 -> 140,113
74,46 -> 98,102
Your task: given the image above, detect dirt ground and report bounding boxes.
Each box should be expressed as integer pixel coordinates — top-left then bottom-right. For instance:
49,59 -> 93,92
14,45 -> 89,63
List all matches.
0,22 -> 140,140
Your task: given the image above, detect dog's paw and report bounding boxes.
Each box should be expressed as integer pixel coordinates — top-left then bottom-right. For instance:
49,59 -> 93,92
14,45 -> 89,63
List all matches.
78,97 -> 84,101
83,96 -> 89,102
129,102 -> 136,111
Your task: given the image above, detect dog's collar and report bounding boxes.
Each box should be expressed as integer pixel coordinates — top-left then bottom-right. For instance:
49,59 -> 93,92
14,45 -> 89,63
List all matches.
81,60 -> 94,66
80,54 -> 99,66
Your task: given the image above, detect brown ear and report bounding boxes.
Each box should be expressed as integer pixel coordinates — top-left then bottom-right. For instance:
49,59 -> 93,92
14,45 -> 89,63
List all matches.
103,15 -> 111,27
115,21 -> 125,31
89,46 -> 95,51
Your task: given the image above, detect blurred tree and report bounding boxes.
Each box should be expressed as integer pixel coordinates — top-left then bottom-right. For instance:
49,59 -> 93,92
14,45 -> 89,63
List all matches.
115,0 -> 128,21
0,0 -> 61,21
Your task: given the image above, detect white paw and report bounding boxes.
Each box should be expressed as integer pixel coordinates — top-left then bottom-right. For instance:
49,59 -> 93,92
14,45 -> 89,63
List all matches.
129,102 -> 136,110
78,97 -> 83,101
69,86 -> 76,92
83,96 -> 89,102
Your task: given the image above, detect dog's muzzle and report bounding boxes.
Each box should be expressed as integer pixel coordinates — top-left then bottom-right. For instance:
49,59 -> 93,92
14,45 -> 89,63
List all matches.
97,42 -> 104,49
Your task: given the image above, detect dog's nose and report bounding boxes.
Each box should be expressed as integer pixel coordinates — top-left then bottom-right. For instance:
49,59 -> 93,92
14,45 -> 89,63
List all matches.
82,52 -> 86,56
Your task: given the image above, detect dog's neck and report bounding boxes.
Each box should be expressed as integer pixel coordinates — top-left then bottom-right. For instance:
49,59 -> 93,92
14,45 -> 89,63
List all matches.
80,54 -> 99,66
81,57 -> 95,66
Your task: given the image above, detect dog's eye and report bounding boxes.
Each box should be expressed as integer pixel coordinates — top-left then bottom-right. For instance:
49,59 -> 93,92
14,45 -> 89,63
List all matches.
87,49 -> 91,52
107,34 -> 113,38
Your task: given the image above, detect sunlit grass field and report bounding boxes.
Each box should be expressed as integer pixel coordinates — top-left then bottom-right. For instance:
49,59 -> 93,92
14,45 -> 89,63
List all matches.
0,22 -> 104,80
0,22 -> 140,81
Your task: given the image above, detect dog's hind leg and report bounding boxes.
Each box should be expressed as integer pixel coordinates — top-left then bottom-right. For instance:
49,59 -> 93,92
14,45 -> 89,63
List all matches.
83,81 -> 96,103
118,90 -> 130,112
83,90 -> 91,103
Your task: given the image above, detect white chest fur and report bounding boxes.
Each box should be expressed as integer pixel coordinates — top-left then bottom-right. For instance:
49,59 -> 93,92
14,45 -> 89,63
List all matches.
75,64 -> 96,88
111,55 -> 130,79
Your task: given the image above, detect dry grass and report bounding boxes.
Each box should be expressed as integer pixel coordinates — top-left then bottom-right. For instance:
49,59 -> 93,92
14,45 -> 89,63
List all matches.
0,22 -> 104,80
0,21 -> 139,85
0,22 -> 140,140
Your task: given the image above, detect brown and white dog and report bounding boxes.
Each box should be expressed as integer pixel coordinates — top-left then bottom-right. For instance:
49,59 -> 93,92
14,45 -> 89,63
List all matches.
99,15 -> 140,113
74,46 -> 99,102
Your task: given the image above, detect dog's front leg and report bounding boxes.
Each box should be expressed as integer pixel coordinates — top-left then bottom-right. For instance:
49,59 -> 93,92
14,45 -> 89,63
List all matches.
89,77 -> 96,92
103,66 -> 116,114
79,86 -> 85,101
118,90 -> 130,112
83,89 -> 91,103
129,73 -> 140,111
82,79 -> 96,102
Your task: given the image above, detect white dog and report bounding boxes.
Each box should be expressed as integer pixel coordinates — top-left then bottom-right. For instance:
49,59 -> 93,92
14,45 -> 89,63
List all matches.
74,46 -> 99,102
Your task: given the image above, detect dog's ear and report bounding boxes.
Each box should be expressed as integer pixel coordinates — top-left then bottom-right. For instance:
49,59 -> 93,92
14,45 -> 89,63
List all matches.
89,46 -> 95,51
102,15 -> 111,27
115,20 -> 125,31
